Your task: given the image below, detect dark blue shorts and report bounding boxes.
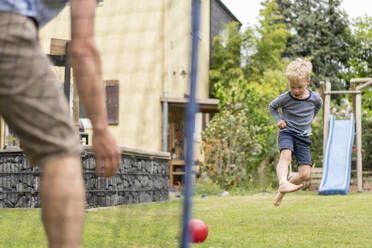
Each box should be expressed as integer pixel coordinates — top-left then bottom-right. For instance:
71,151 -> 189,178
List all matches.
278,130 -> 312,165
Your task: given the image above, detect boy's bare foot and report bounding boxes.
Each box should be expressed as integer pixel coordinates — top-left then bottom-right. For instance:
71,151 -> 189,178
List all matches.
278,181 -> 304,193
273,191 -> 285,207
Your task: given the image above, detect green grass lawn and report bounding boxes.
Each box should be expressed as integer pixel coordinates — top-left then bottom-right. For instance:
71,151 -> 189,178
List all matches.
1,192 -> 372,247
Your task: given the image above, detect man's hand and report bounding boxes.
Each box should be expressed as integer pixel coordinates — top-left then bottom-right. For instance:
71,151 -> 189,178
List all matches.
277,120 -> 286,129
92,128 -> 121,178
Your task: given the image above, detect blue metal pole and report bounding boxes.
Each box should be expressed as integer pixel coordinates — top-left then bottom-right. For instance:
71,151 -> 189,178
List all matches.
181,0 -> 201,247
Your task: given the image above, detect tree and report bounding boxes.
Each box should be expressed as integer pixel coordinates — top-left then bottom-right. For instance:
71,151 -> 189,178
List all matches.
210,0 -> 290,95
343,16 -> 372,82
209,22 -> 254,97
276,0 -> 356,89
201,83 -> 275,188
247,0 -> 291,83
343,16 -> 372,114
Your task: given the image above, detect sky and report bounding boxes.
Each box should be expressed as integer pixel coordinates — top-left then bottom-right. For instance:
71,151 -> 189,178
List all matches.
220,0 -> 371,27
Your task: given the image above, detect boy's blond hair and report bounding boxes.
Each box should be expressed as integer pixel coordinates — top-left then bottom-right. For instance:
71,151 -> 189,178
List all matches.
286,58 -> 312,84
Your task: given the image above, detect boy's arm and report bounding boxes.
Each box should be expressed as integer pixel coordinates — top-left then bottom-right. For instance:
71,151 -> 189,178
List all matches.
268,95 -> 285,123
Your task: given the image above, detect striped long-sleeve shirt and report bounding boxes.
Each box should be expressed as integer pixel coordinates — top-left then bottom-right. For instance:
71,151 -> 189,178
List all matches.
269,90 -> 322,136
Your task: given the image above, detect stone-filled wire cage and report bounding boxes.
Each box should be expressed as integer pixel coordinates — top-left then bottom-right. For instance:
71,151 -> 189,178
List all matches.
0,148 -> 170,208
0,152 -> 40,208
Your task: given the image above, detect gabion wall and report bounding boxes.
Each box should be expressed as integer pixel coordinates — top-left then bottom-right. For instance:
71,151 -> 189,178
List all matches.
0,148 -> 170,208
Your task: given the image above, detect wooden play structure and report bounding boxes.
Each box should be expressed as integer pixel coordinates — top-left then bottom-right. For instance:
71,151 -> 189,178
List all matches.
320,78 -> 372,192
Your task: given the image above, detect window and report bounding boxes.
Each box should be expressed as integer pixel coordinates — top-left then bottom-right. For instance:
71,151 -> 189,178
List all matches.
105,80 -> 119,125
79,80 -> 119,126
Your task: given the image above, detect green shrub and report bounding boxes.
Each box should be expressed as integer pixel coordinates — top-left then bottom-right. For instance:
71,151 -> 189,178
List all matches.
201,83 -> 277,190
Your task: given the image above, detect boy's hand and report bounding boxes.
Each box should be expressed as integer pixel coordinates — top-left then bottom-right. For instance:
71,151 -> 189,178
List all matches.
277,120 -> 286,129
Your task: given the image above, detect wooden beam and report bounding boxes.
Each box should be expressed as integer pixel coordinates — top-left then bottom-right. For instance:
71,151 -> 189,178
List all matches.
320,82 -> 326,159
350,78 -> 372,84
356,80 -> 372,91
50,38 -> 68,55
355,92 -> 363,192
350,77 -> 369,192
350,82 -> 357,123
323,82 -> 331,161
160,97 -> 219,113
324,90 -> 361,94
160,97 -> 219,105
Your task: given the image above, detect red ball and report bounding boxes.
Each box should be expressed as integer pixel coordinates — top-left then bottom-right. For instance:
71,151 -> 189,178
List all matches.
190,219 -> 208,243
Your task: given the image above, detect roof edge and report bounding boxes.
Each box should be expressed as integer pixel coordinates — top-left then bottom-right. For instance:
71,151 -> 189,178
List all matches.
215,0 -> 242,25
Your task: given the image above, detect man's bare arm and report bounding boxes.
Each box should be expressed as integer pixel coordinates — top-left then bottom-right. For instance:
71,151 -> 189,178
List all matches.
69,0 -> 120,177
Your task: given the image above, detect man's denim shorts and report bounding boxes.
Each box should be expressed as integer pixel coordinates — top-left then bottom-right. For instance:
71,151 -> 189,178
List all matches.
278,130 -> 312,165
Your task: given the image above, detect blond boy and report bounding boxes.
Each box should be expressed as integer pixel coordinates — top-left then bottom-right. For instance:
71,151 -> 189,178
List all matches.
269,58 -> 322,206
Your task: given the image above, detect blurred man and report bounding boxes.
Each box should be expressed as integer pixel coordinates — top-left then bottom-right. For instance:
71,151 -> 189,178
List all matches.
0,0 -> 121,247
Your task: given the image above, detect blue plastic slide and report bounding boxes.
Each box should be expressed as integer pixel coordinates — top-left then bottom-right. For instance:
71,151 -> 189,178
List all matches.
318,115 -> 355,195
